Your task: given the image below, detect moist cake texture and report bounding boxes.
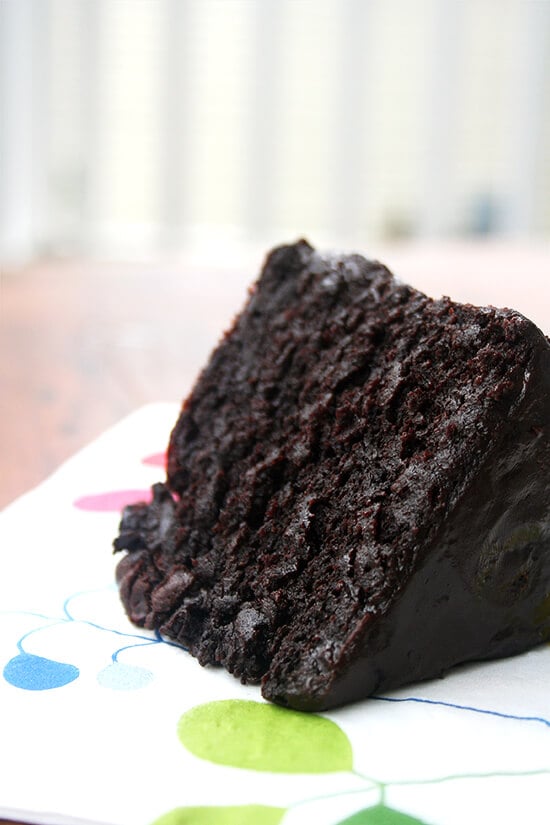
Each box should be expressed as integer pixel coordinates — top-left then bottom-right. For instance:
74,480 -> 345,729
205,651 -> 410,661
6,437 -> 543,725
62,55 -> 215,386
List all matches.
114,240 -> 550,710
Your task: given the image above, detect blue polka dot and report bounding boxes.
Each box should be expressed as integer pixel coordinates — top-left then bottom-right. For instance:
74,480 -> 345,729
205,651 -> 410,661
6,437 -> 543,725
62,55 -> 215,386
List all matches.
97,662 -> 154,690
3,653 -> 80,690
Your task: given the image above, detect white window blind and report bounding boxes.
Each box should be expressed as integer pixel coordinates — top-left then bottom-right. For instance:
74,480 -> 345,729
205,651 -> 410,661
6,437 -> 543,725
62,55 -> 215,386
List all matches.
1,0 -> 549,263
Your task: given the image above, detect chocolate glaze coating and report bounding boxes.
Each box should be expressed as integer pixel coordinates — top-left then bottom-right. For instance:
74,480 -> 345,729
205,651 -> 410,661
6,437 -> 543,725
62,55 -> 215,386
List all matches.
114,240 -> 550,710
263,342 -> 550,709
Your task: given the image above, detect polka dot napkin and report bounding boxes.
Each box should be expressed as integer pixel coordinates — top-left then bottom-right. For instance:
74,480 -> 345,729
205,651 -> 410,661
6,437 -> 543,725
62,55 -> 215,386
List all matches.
0,405 -> 548,825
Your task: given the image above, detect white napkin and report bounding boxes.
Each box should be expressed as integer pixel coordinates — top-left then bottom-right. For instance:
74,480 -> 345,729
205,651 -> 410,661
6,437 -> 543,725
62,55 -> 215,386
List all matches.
1,404 -> 548,825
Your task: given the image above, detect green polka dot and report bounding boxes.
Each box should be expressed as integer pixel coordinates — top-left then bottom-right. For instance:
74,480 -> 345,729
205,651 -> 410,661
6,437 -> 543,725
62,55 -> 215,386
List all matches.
151,804 -> 286,825
177,699 -> 353,773
337,805 -> 430,825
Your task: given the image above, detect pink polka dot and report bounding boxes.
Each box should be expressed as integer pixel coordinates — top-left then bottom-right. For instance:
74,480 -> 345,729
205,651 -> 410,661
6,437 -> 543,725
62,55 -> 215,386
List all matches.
142,451 -> 167,468
73,489 -> 153,512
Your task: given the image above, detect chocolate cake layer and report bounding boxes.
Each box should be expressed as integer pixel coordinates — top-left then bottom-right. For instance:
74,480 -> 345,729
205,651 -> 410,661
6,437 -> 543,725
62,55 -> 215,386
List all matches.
114,240 -> 550,710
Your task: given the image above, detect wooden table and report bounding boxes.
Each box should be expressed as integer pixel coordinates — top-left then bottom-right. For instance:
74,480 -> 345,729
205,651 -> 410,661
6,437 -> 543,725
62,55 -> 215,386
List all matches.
0,256 -> 251,510
0,240 -> 549,823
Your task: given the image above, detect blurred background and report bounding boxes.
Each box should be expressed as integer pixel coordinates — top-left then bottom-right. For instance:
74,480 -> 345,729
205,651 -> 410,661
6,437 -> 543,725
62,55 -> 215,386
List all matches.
1,0 -> 549,264
1,0 -> 550,509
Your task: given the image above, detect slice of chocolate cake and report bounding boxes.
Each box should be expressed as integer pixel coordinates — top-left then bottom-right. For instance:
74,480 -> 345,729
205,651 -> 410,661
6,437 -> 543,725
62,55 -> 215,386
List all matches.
114,240 -> 550,711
